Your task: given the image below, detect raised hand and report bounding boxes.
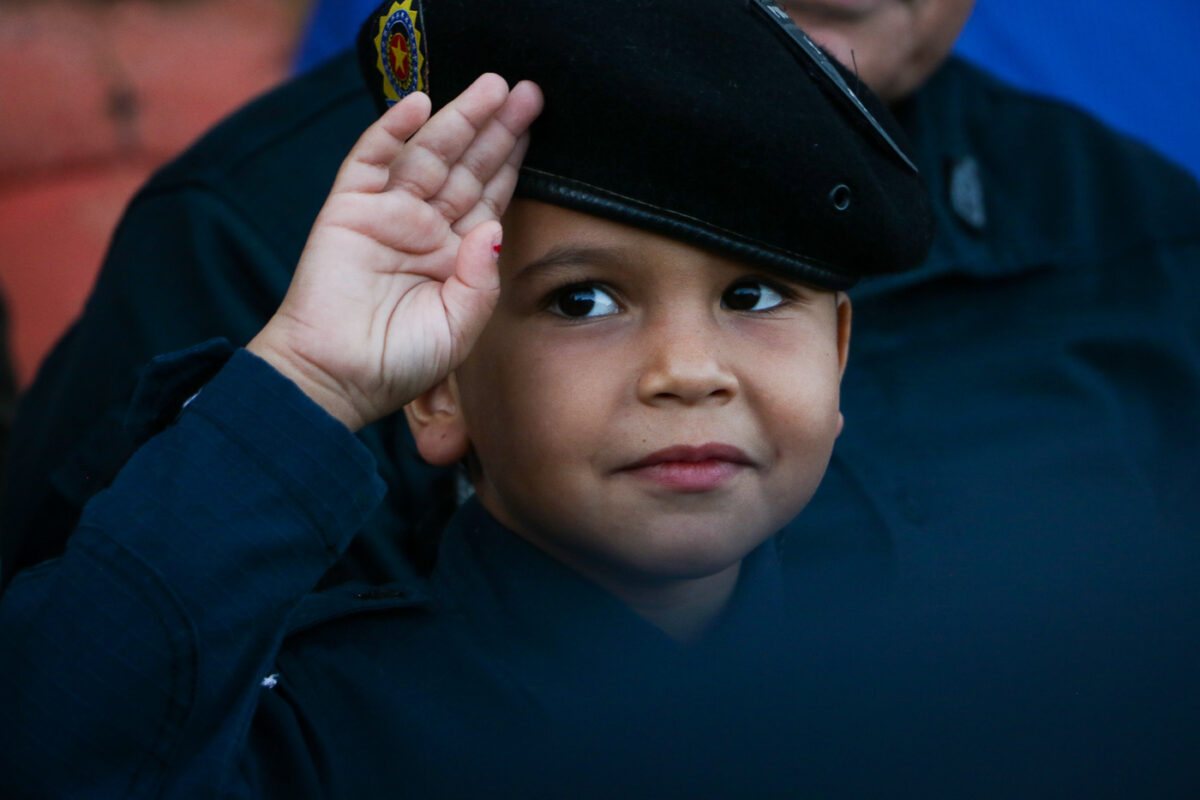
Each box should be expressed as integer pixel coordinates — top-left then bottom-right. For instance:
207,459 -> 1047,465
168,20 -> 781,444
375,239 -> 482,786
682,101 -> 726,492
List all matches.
247,74 -> 544,431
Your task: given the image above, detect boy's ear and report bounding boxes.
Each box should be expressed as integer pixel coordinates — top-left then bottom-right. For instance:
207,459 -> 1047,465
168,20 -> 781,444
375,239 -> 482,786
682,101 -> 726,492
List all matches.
834,292 -> 852,437
404,374 -> 471,466
835,292 -> 852,379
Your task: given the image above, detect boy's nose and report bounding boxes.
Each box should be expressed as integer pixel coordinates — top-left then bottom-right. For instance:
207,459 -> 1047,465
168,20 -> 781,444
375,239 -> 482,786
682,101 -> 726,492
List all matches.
635,320 -> 739,406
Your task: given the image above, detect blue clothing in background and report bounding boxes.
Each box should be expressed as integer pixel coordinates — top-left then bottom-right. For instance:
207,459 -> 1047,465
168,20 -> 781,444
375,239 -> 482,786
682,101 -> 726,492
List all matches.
293,0 -> 382,73
293,0 -> 1200,179
954,0 -> 1200,179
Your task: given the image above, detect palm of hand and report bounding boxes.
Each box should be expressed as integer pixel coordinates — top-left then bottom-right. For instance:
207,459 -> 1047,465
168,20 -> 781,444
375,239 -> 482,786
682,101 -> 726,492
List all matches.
249,75 -> 544,430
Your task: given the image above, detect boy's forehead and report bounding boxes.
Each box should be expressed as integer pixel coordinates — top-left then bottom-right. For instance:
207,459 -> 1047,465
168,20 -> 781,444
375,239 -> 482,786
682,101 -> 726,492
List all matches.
358,0 -> 935,289
501,203 -> 692,280
500,200 -> 829,290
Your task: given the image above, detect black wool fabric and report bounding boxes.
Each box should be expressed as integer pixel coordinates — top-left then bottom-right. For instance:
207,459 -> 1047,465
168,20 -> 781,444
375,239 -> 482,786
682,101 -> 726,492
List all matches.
357,0 -> 935,289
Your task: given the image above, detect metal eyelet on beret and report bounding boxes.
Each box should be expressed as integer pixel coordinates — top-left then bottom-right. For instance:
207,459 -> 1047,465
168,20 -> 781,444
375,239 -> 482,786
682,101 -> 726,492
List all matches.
829,184 -> 852,212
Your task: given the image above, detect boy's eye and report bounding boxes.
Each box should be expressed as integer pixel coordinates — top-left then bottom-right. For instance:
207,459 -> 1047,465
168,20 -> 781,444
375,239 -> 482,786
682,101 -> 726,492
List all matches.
548,284 -> 620,318
722,279 -> 786,312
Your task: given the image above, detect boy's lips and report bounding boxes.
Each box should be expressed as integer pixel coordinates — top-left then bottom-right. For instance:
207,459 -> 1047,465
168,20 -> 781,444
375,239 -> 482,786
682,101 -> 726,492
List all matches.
618,444 -> 755,493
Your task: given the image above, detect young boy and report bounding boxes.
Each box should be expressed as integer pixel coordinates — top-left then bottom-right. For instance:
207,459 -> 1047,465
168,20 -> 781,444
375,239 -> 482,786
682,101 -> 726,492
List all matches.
0,0 -> 933,795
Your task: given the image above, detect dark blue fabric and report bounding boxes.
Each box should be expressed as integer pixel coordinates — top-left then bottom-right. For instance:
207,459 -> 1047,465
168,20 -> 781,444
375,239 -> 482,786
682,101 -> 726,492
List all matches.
781,58 -> 1200,580
0,350 -> 801,796
0,347 -> 387,797
3,348 -> 1198,796
250,497 -> 794,798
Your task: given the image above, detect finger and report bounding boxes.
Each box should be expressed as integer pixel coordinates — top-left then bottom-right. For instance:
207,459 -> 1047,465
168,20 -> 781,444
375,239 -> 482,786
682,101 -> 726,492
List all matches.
425,119 -> 521,224
315,187 -> 449,258
452,129 -> 531,235
427,80 -> 546,223
383,73 -> 512,200
496,80 -> 545,137
440,220 -> 502,363
333,92 -> 433,194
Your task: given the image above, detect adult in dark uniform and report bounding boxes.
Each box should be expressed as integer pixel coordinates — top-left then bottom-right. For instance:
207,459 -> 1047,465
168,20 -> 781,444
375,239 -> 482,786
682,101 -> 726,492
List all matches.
3,0 -> 1199,588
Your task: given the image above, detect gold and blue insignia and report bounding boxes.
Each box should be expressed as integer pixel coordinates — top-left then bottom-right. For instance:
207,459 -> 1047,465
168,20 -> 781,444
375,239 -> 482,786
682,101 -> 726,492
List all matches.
372,0 -> 428,106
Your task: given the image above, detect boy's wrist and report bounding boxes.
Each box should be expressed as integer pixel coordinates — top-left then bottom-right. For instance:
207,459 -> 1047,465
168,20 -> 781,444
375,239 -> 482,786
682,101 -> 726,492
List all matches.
246,324 -> 370,433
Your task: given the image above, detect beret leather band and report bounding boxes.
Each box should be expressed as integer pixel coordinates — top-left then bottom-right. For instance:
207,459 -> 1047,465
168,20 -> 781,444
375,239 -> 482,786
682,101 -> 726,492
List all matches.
357,0 -> 935,289
519,168 -> 861,290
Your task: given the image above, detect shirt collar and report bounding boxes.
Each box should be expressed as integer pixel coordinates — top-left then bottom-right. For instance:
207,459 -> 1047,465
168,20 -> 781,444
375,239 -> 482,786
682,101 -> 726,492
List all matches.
432,497 -> 786,684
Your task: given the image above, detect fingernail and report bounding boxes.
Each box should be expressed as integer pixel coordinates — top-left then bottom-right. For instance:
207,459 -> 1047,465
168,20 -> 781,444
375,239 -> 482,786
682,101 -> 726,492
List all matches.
492,231 -> 503,258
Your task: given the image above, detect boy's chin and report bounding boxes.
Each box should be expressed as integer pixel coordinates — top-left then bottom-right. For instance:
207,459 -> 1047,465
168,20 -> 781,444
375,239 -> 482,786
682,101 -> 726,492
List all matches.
480,486 -> 789,583
594,523 -> 778,584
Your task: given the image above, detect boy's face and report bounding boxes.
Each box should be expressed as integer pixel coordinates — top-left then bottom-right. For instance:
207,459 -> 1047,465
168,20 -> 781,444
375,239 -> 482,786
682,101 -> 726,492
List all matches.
410,200 -> 850,594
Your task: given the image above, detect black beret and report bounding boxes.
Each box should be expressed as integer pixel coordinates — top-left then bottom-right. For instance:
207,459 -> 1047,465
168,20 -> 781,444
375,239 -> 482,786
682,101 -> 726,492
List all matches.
357,0 -> 934,289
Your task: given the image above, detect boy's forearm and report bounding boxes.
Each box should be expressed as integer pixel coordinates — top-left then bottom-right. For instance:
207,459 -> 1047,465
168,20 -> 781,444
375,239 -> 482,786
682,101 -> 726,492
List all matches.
0,347 -> 386,797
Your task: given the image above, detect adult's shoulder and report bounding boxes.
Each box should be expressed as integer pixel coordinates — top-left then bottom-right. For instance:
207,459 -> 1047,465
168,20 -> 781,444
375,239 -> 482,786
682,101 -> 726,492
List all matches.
134,50 -> 376,258
0,51 -> 387,584
920,54 -> 1198,184
902,56 -> 1200,275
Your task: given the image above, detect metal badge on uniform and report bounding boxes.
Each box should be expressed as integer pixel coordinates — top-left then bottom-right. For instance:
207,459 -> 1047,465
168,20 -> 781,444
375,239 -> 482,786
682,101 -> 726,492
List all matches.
747,0 -> 918,174
948,155 -> 987,232
371,0 -> 428,106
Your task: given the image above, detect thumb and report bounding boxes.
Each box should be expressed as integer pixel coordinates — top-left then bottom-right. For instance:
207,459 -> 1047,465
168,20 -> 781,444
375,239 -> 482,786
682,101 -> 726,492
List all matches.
441,220 -> 503,365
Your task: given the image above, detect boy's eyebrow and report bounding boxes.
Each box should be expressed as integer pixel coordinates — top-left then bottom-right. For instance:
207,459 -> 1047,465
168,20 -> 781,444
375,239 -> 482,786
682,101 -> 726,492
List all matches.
511,246 -> 632,282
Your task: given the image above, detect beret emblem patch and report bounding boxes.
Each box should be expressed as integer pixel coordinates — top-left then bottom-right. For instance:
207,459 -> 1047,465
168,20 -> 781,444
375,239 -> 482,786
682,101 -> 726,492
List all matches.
373,0 -> 427,105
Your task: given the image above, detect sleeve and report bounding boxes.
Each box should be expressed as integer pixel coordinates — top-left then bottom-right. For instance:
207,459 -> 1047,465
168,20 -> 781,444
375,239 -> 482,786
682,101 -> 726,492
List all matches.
0,347 -> 386,798
2,183 -> 446,592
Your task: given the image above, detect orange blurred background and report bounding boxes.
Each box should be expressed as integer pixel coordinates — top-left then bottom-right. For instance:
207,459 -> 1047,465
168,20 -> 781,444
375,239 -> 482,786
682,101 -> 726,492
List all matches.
0,0 -> 312,387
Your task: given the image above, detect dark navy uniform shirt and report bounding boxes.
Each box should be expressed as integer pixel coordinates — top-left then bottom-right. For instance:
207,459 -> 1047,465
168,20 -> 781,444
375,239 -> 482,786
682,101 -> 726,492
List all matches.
2,345 -> 1198,798
784,57 -> 1200,579
0,345 -> 801,798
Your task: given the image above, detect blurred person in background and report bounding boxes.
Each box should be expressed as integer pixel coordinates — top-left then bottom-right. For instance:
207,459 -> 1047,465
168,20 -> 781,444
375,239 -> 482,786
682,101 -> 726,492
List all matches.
3,0 -> 1198,595
291,0 -> 1200,178
0,0 -> 308,387
954,0 -> 1199,179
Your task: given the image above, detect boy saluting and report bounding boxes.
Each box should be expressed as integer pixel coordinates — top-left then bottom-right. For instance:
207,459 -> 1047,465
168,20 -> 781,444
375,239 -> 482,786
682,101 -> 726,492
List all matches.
0,0 -> 931,795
